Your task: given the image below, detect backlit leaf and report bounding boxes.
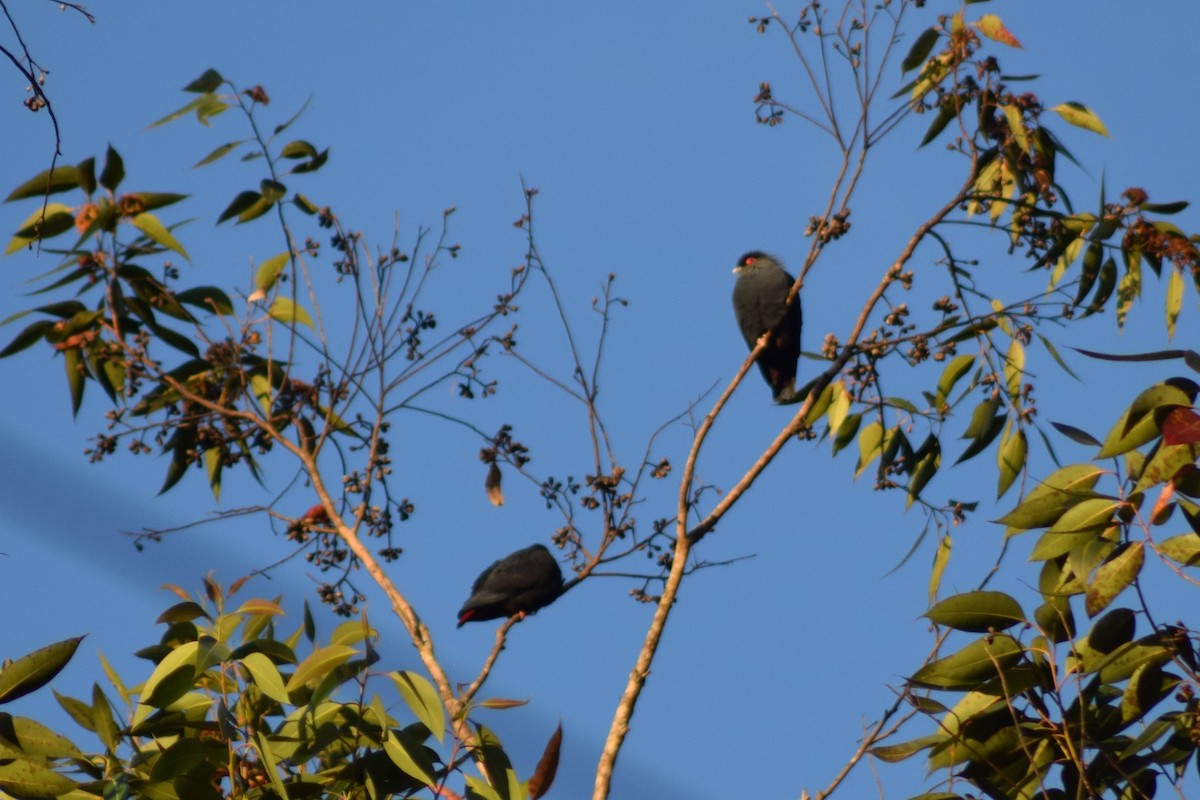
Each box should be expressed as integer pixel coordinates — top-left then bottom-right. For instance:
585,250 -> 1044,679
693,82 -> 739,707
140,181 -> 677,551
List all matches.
130,213 -> 190,261
268,297 -> 315,330
975,14 -> 1021,47
1052,102 -> 1110,137
1086,542 -> 1144,616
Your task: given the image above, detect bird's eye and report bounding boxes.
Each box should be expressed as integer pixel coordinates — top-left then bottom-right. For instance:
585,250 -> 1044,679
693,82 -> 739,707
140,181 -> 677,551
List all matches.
744,257 -> 757,266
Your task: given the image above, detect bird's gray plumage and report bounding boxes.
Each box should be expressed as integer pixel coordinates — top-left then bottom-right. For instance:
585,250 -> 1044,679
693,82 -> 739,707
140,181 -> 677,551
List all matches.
732,251 -> 802,403
457,544 -> 564,627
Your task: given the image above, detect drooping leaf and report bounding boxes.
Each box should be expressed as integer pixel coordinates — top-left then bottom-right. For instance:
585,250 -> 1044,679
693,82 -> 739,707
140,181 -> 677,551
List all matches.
1165,267 -> 1184,339
1085,542 -> 1144,617
528,723 -> 563,800
1158,533 -> 1200,566
240,652 -> 291,705
391,671 -> 445,744
996,425 -> 1026,498
901,27 -> 940,73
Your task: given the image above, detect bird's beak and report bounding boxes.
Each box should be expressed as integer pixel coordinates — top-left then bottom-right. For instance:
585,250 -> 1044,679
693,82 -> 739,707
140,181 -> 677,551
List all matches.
731,265 -> 743,274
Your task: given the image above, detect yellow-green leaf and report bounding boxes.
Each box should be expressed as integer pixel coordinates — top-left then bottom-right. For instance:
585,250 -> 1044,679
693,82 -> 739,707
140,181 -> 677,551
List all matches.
997,425 -> 1026,498
1165,267 -> 1183,339
240,652 -> 291,705
1052,102 -> 1110,137
1086,542 -> 1144,616
268,296 -> 314,330
130,212 -> 190,261
975,14 -> 1022,48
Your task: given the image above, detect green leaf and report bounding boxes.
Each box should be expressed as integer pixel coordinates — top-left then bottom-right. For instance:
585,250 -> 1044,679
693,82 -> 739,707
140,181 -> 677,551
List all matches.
255,252 -> 290,295
382,729 -> 436,788
909,633 -> 1023,689
926,590 -> 1025,632
0,758 -> 78,798
854,419 -> 883,478
76,156 -> 96,195
0,319 -> 54,358
1052,101 -> 1110,137
1158,533 -> 1200,566
4,166 -> 82,202
934,354 -> 975,411
831,412 -> 861,455
919,99 -> 958,148
1097,381 -> 1194,458
1002,103 -> 1030,153
870,734 -> 941,763
126,192 -> 189,212
217,190 -> 263,224
63,347 -> 84,416
268,297 -> 315,330
5,203 -> 75,254
392,671 -> 445,744
204,446 -> 222,501
901,27 -> 940,73
183,68 -> 225,93
0,637 -> 83,704
956,399 -> 1005,465
175,286 -> 234,316
148,93 -> 230,129
129,212 -> 190,261
996,425 -> 1026,498
929,533 -> 951,604
260,179 -> 287,202
908,439 -> 940,507
193,140 -> 245,168
284,644 -> 357,693
996,463 -> 1104,532
240,652 -> 291,705
1094,636 -> 1175,684
280,140 -> 318,160
1086,542 -> 1144,617
1165,267 -> 1184,339
1082,256 -> 1117,317
99,145 -> 125,193
1140,200 -> 1189,215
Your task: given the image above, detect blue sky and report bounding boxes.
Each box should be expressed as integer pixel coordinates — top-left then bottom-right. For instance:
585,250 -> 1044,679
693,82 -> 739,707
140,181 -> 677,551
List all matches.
2,3 -> 1200,798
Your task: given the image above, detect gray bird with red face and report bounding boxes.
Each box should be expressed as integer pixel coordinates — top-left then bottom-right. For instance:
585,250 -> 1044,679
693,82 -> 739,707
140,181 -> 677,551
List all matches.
457,544 -> 564,627
732,251 -> 802,403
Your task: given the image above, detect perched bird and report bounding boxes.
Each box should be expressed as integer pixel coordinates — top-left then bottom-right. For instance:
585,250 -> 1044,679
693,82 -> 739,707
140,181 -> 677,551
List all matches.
457,544 -> 564,627
731,251 -> 803,403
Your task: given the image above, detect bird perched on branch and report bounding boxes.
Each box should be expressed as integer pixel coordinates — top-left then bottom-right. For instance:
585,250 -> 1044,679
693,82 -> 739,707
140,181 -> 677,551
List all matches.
457,544 -> 564,627
731,251 -> 802,404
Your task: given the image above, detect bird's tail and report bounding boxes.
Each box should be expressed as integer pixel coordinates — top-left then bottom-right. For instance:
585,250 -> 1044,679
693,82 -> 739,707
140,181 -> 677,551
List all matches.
773,382 -> 804,405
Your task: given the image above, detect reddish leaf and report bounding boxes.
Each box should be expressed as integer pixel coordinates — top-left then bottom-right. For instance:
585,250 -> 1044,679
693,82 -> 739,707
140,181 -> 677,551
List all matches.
1162,406 -> 1200,445
528,723 -> 562,800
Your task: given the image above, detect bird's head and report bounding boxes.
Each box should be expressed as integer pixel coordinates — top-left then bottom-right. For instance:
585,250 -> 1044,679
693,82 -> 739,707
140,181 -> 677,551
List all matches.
732,251 -> 777,274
